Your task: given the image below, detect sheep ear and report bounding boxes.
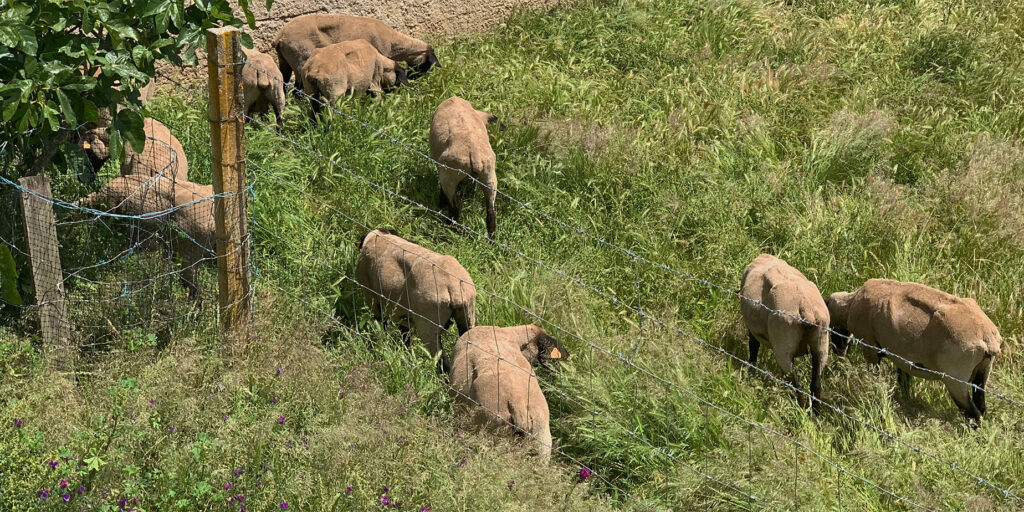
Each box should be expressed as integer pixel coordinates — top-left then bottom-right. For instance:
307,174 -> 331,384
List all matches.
395,65 -> 411,87
427,48 -> 441,68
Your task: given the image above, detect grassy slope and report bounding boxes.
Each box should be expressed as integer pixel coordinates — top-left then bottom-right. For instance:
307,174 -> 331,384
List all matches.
4,0 -> 1024,510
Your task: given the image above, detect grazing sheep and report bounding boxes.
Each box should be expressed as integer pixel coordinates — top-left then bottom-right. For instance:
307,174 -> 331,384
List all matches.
80,118 -> 189,182
429,96 -> 504,238
451,324 -> 568,463
740,254 -> 834,413
274,14 -> 440,90
826,279 -> 1002,425
300,40 -> 410,118
242,47 -> 286,127
78,175 -> 215,301
354,228 -> 476,373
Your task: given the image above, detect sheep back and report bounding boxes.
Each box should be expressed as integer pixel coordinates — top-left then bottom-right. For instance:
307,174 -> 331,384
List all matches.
274,14 -> 430,83
740,254 -> 830,359
451,325 -> 552,461
430,96 -> 497,187
121,118 -> 189,182
301,40 -> 399,100
241,48 -> 286,117
844,279 -> 1001,378
354,229 -> 476,323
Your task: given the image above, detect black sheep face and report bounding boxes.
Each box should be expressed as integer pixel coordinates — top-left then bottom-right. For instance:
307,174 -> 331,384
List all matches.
409,48 -> 441,78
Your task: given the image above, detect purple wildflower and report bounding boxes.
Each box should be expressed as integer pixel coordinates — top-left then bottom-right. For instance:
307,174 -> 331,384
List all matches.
456,432 -> 463,439
48,460 -> 59,469
62,493 -> 71,502
224,482 -> 232,490
338,389 -> 345,399
148,399 -> 155,406
14,418 -> 22,427
456,457 -> 467,468
240,505 -> 246,512
78,485 -> 85,495
223,414 -> 229,422
168,426 -> 176,433
38,488 -> 50,498
345,486 -> 353,494
234,467 -> 244,477
118,498 -> 127,506
270,396 -> 277,404
382,486 -> 389,493
277,415 -> 286,425
276,367 -> 283,375
578,467 -> 592,482
60,478 -> 68,489
280,502 -> 289,510
380,496 -> 391,507
507,479 -> 516,491
420,507 -> 431,512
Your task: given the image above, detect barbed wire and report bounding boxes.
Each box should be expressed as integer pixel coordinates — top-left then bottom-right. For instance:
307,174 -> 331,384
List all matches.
215,62 -> 1024,411
249,219 -> 778,511
246,158 -> 932,510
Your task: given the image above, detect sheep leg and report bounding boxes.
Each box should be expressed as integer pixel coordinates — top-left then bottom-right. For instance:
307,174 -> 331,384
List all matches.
398,323 -> 411,347
439,178 -> 460,224
272,88 -> 286,128
412,315 -> 448,374
747,332 -> 760,366
972,356 -> 992,416
810,351 -> 824,415
896,368 -> 912,398
483,176 -> 498,239
945,378 -> 982,427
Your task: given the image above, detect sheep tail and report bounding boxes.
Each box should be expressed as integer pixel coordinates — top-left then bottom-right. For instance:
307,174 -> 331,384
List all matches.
453,298 -> 475,335
257,67 -> 272,90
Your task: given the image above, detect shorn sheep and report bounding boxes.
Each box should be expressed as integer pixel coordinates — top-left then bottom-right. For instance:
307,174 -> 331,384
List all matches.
80,118 -> 189,182
429,96 -> 504,239
826,279 -> 1002,425
78,175 -> 215,302
242,47 -> 287,127
740,254 -> 837,413
274,14 -> 439,91
300,40 -> 410,118
451,324 -> 568,464
354,229 -> 476,373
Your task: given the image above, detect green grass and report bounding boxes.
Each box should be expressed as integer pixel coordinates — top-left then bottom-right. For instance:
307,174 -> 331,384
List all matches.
4,0 -> 1024,510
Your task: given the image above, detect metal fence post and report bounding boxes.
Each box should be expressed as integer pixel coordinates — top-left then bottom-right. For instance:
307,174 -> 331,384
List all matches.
206,26 -> 252,346
18,174 -> 74,372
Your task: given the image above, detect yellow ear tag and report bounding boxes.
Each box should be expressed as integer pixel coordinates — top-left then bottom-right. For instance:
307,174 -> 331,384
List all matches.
82,141 -> 91,149
550,347 -> 562,359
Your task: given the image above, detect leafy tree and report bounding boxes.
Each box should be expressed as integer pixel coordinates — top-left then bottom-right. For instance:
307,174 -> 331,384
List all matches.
0,0 -> 269,178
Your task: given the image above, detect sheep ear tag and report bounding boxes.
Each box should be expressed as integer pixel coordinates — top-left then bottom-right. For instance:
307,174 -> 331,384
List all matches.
550,347 -> 562,359
82,141 -> 91,149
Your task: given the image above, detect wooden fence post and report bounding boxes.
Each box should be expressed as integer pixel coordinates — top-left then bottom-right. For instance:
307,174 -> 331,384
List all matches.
206,26 -> 252,345
18,175 -> 74,372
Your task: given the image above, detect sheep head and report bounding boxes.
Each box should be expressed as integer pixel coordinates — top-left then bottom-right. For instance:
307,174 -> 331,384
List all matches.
410,47 -> 441,78
825,291 -> 853,355
517,325 -> 569,367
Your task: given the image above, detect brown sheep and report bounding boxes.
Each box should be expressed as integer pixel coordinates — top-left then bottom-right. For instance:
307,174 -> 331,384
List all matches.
242,47 -> 286,127
300,40 -> 410,118
826,279 -> 1002,425
354,229 -> 476,373
273,14 -> 440,90
78,175 -> 215,301
740,254 -> 834,413
429,96 -> 504,239
80,118 -> 189,182
451,324 -> 568,463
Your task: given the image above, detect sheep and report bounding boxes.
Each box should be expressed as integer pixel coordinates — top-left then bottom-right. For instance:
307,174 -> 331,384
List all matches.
825,279 -> 1002,425
429,96 -> 504,239
300,40 -> 410,118
80,118 -> 189,182
273,14 -> 440,91
740,254 -> 835,413
354,228 -> 476,373
242,47 -> 287,127
450,324 -> 568,463
78,175 -> 215,301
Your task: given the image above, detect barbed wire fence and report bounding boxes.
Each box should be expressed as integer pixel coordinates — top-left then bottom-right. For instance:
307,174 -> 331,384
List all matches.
4,26 -> 1022,510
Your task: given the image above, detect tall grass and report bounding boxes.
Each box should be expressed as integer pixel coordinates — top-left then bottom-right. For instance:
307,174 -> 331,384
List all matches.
3,0 -> 1024,510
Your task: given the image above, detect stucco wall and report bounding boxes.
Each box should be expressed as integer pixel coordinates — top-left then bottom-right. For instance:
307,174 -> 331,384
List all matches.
247,0 -> 570,51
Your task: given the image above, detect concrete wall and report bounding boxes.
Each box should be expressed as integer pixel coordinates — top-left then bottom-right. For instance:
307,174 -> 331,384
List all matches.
247,0 -> 570,51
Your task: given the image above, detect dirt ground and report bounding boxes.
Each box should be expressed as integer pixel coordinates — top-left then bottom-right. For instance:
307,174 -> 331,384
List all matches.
247,0 -> 572,51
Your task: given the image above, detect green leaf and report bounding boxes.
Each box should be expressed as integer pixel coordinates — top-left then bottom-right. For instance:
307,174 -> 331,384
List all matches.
2,101 -> 17,122
0,245 -> 23,306
82,99 -> 98,123
114,109 -> 146,154
240,32 -> 253,49
85,454 -> 106,472
15,26 -> 37,55
266,0 -> 274,10
56,89 -> 76,127
108,126 -> 124,162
